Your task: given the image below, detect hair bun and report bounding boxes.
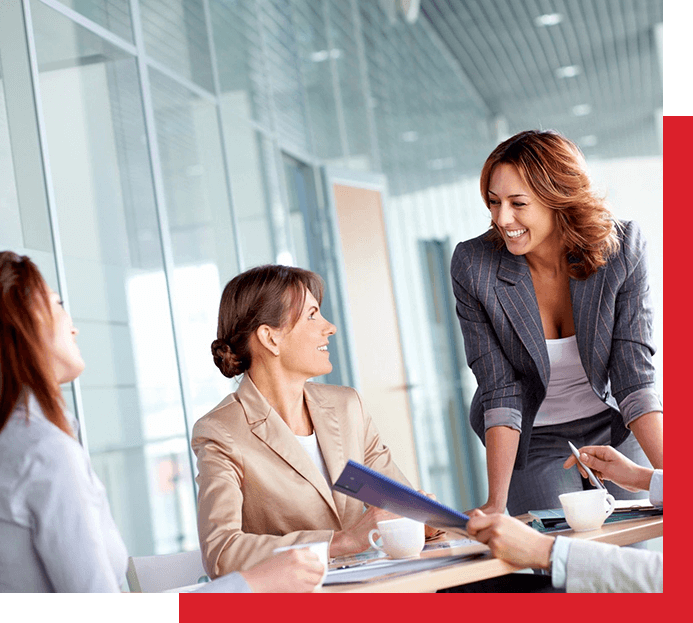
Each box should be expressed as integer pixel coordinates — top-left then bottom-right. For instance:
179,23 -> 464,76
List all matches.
211,338 -> 244,378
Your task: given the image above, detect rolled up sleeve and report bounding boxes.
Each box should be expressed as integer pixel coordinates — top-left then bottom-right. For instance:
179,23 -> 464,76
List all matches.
619,388 -> 662,429
451,248 -> 524,427
483,407 -> 522,433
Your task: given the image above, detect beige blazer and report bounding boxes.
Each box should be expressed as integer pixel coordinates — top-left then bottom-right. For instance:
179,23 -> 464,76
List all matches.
191,375 -> 410,577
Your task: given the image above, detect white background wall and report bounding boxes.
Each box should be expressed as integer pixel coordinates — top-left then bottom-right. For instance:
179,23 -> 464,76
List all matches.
588,156 -> 663,394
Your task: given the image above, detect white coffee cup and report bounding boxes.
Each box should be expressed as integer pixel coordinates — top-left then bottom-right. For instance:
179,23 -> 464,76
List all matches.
272,541 -> 329,589
559,489 -> 616,532
368,517 -> 425,559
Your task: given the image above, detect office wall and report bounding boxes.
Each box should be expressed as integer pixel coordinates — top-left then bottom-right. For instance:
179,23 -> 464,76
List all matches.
588,156 -> 664,393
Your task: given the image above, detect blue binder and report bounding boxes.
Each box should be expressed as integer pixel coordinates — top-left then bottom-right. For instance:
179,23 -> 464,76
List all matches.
332,460 -> 470,533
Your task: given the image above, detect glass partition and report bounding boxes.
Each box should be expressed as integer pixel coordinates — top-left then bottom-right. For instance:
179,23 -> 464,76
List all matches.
0,39 -> 58,284
209,0 -> 272,127
53,0 -> 134,42
220,119 -> 276,268
148,66 -> 240,423
32,0 -> 196,556
140,0 -> 214,91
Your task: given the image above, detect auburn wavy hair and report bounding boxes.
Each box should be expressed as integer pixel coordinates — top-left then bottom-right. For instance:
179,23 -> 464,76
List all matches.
0,251 -> 72,435
480,130 -> 620,279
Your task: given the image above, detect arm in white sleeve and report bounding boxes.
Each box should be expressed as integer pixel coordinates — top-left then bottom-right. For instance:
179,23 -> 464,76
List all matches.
649,469 -> 663,507
190,572 -> 252,593
550,536 -> 571,590
563,540 -> 662,592
551,470 -> 664,592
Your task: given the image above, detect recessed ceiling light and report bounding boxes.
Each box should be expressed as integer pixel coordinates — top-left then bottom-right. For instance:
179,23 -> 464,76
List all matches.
556,65 -> 581,78
535,13 -> 563,27
427,157 -> 455,171
579,135 -> 598,147
401,131 -> 419,142
309,49 -> 342,62
572,104 -> 592,116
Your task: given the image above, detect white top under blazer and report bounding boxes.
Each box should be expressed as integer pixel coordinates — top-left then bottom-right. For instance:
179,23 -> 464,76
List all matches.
534,335 -> 606,426
295,432 -> 332,486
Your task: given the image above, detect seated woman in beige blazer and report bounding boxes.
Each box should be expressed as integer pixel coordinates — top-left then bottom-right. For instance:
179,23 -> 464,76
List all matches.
192,264 -> 438,578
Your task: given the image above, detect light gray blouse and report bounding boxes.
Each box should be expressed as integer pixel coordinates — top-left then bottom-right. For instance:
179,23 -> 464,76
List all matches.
0,395 -> 252,593
0,394 -> 128,592
0,394 -> 257,593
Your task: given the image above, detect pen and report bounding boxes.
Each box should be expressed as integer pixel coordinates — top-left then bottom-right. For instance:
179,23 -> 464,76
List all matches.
568,441 -> 605,490
335,561 -> 368,570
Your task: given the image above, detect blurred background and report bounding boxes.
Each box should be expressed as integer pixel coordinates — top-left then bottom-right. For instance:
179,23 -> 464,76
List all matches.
0,0 -> 662,557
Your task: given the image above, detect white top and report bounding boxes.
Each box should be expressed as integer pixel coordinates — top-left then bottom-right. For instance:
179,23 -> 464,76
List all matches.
0,394 -> 128,592
295,432 -> 331,485
534,335 -> 606,426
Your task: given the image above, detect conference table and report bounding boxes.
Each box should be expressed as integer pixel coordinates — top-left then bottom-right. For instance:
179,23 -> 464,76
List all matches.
319,514 -> 663,593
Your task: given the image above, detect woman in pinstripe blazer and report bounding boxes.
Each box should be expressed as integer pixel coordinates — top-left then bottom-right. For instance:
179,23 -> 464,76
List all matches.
450,130 -> 662,516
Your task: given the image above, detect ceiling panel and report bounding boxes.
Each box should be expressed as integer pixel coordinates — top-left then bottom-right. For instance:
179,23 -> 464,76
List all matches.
420,0 -> 662,159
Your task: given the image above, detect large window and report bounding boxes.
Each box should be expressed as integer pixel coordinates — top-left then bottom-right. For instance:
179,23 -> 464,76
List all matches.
32,0 -> 196,555
148,67 -> 241,425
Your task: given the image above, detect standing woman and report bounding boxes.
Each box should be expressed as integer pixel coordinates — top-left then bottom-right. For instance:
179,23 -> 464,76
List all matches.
193,264 -> 439,579
0,252 -> 323,592
450,130 -> 662,516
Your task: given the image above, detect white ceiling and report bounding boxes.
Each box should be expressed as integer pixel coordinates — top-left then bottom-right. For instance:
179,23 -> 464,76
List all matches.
420,0 -> 663,159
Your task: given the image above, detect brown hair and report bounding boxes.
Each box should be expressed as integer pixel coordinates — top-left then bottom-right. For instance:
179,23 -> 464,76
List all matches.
212,265 -> 325,378
0,251 -> 72,435
480,130 -> 620,279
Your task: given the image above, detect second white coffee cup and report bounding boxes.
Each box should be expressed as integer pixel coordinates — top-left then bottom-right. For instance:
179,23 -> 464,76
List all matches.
368,517 -> 425,559
559,489 -> 616,532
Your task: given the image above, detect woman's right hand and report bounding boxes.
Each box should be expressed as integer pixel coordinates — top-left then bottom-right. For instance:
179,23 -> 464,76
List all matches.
240,548 -> 325,593
329,505 -> 399,557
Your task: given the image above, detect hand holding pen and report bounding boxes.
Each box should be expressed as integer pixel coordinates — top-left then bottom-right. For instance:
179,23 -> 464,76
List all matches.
564,444 -> 654,493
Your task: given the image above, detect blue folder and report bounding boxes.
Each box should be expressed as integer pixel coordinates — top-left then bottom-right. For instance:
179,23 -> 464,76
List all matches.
332,460 -> 470,533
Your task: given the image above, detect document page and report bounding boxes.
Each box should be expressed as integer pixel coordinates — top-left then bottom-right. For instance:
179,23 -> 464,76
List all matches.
325,539 -> 488,585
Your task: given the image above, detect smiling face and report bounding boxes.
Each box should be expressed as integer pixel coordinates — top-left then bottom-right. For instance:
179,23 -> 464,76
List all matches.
488,163 -> 562,259
275,289 -> 336,381
44,288 -> 85,384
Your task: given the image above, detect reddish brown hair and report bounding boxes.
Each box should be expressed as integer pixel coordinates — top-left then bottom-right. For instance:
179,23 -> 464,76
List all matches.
480,130 -> 620,279
0,251 -> 72,435
212,264 -> 325,378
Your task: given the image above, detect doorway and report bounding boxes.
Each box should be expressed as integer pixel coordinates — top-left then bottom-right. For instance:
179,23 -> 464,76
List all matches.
322,167 -> 420,485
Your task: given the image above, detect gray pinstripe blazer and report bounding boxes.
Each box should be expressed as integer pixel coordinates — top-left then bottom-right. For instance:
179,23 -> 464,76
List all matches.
450,220 -> 662,470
